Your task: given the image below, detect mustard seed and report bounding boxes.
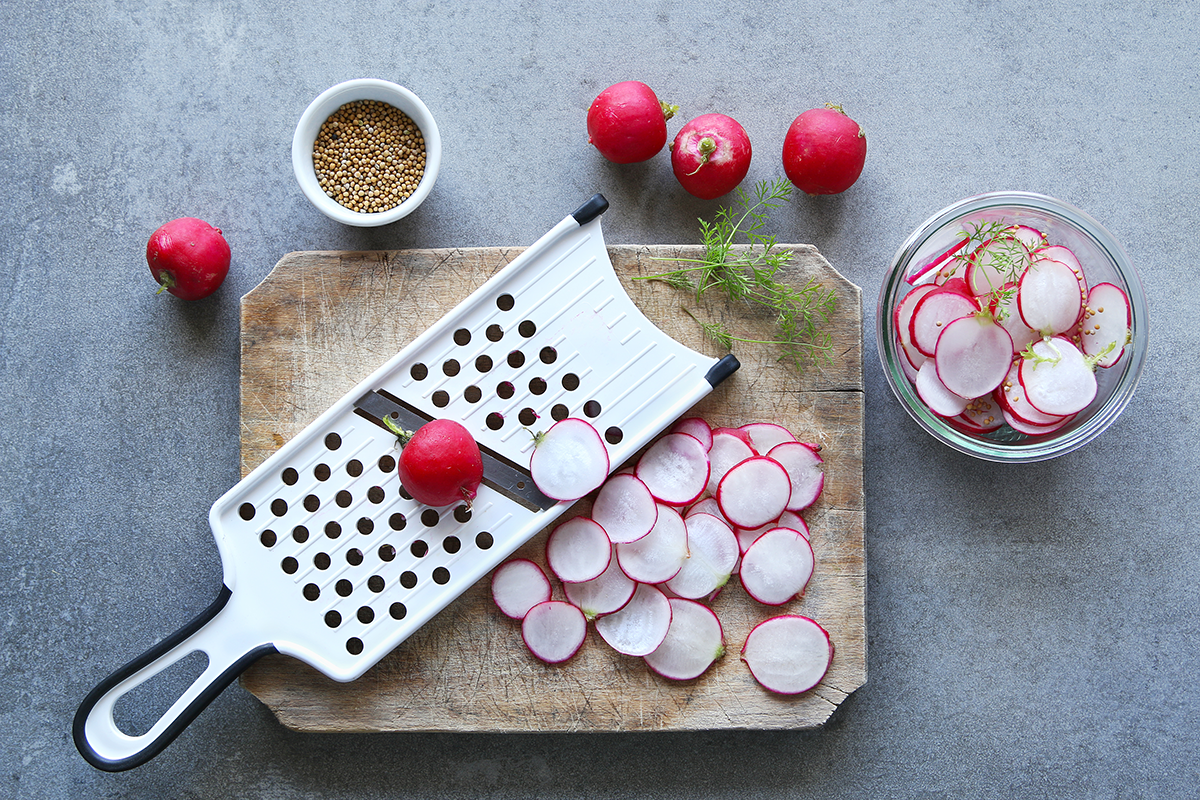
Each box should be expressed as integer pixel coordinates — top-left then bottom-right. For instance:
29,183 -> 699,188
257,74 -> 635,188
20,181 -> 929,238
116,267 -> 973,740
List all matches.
312,100 -> 427,214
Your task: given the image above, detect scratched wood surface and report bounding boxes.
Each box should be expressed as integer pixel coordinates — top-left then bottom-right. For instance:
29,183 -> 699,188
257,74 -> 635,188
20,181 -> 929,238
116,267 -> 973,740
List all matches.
238,244 -> 865,732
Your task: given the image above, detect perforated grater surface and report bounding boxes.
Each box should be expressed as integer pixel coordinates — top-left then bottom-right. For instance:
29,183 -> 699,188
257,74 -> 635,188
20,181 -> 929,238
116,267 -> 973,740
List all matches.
74,195 -> 739,771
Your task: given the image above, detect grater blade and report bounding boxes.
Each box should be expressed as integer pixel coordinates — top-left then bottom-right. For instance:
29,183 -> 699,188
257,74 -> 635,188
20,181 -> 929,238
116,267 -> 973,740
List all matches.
74,194 -> 739,771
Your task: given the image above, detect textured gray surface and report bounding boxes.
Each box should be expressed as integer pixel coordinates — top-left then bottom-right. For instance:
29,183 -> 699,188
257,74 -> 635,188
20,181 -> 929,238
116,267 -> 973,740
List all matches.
2,0 -> 1198,797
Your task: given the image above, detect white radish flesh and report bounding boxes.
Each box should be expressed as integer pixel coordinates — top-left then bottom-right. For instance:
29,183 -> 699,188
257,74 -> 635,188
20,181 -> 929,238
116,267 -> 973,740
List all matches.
595,583 -> 672,657
896,284 -> 938,370
1019,257 -> 1083,335
1080,282 -> 1130,368
910,288 -> 979,356
644,598 -> 725,680
522,601 -> 588,664
741,615 -> 833,694
591,472 -> 658,544
739,422 -> 797,454
665,513 -> 740,600
545,516 -> 612,583
670,417 -> 713,451
777,511 -> 810,539
706,432 -> 756,496
685,496 -> 725,522
993,284 -> 1040,354
933,314 -> 1014,399
530,418 -> 609,501
636,432 -> 711,507
491,559 -> 553,620
766,441 -> 825,512
967,236 -> 1031,298
563,548 -> 636,619
615,503 -> 690,584
1011,224 -> 1046,251
915,359 -> 969,417
1019,337 -> 1097,416
716,456 -> 792,529
739,527 -> 815,606
995,359 -> 1068,426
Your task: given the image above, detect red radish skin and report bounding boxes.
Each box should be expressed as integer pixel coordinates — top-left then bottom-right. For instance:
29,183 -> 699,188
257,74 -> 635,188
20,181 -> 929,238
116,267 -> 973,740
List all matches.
521,601 -> 588,664
491,559 -> 553,620
670,113 -> 752,200
587,81 -> 678,164
146,217 -> 231,300
644,598 -> 725,681
395,419 -> 484,507
741,615 -> 833,694
781,105 -> 867,195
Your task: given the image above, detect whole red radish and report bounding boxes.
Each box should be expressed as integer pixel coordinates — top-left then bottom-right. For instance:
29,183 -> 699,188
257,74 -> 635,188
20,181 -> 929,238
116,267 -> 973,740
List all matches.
782,104 -> 867,195
670,113 -> 752,200
146,217 -> 231,300
388,418 -> 484,507
587,81 -> 679,164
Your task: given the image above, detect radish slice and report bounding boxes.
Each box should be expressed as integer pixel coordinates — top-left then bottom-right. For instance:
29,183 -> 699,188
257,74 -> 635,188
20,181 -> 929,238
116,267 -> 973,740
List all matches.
545,516 -> 611,583
933,314 -> 1014,399
665,513 -> 740,600
995,360 -> 1068,426
907,235 -> 969,284
706,431 -> 755,495
739,423 -> 797,454
735,521 -> 772,554
777,511 -> 810,539
1080,282 -> 1130,368
1036,244 -> 1087,298
595,583 -> 672,656
910,287 -> 979,357
1011,224 -> 1047,251
1018,337 -> 1097,416
670,417 -> 713,451
635,432 -> 711,507
914,359 -> 969,417
1019,257 -> 1083,335
766,441 -> 825,512
615,503 -> 689,584
521,601 -> 588,664
644,598 -> 725,680
993,284 -> 1040,354
966,235 -> 1031,298
530,418 -> 609,501
491,559 -> 553,620
896,284 -> 938,371
957,396 -> 1004,432
711,426 -> 754,449
685,496 -> 725,521
739,527 -> 814,606
1002,406 -> 1076,436
591,472 -> 658,544
716,456 -> 792,529
563,547 -> 636,619
740,615 -> 833,694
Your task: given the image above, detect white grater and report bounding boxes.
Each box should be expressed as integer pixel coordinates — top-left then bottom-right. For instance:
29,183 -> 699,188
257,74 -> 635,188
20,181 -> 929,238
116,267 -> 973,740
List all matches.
74,195 -> 739,770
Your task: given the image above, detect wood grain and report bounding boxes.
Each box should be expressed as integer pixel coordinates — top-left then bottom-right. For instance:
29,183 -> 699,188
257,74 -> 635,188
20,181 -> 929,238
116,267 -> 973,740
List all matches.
238,243 -> 865,732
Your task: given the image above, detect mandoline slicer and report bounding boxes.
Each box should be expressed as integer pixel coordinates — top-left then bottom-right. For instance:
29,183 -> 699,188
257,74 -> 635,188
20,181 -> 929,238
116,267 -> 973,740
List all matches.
74,194 -> 739,771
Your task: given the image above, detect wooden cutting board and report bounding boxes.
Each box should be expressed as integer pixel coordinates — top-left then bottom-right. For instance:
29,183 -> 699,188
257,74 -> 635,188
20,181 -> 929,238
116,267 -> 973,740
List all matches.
238,243 -> 865,732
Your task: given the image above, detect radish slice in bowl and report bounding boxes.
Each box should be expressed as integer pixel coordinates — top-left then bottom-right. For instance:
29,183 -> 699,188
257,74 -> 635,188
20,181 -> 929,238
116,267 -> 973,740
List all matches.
1018,336 -> 1097,416
933,314 -> 1014,399
740,615 -> 833,694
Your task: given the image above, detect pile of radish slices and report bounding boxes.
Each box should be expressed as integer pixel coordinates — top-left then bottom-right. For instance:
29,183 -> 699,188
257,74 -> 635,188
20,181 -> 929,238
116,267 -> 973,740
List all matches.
896,221 -> 1132,436
491,416 -> 834,695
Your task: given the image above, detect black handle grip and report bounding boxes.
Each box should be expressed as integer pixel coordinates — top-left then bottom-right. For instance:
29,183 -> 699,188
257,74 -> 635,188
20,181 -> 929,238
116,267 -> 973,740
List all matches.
571,193 -> 609,225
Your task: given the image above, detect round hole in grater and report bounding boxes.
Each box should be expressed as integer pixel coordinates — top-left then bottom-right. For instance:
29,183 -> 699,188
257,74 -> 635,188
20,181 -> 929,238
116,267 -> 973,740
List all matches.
453,327 -> 471,346
282,467 -> 299,486
539,346 -> 556,364
346,638 -> 363,655
432,567 -> 450,585
378,454 -> 395,473
496,382 -> 514,400
475,354 -> 493,372
518,320 -> 536,337
325,432 -> 342,450
325,610 -> 341,628
270,498 -> 287,516
464,385 -> 482,403
367,575 -> 385,593
432,390 -> 450,407
442,359 -> 460,377
400,571 -> 418,589
420,510 -> 439,527
551,404 -> 568,421
325,520 -> 343,539
443,536 -> 461,554
336,490 -> 352,508
518,408 -> 537,426
259,530 -> 276,547
584,400 -> 602,418
378,544 -> 396,562
496,293 -> 514,311
389,602 -> 407,620
357,607 -> 375,624
529,377 -> 547,395
453,505 -> 471,523
410,540 -> 428,558
346,548 -> 363,566
302,584 -> 319,601
388,513 -> 407,531
475,531 -> 494,549
507,350 -> 525,368
562,373 -> 580,391
303,494 -> 320,512
314,552 -> 331,570
239,502 -> 255,521
314,463 -> 331,481
335,579 -> 353,597
357,517 -> 374,534
292,525 -> 309,543
486,412 -> 504,430
410,363 -> 428,381
605,426 -> 624,444
367,486 -> 385,504
486,324 -> 503,342
347,459 -> 363,477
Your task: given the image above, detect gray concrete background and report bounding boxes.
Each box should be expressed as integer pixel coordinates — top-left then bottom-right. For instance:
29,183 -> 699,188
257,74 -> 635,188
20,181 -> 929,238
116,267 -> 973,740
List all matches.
3,0 -> 1197,797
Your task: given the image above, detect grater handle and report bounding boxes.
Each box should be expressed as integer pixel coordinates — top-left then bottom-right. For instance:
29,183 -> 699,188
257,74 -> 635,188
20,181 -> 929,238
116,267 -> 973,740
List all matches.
72,586 -> 276,771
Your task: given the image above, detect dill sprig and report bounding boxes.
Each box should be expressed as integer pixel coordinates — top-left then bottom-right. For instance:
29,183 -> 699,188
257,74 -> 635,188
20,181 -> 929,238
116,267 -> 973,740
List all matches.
637,178 -> 838,371
949,219 -> 1041,315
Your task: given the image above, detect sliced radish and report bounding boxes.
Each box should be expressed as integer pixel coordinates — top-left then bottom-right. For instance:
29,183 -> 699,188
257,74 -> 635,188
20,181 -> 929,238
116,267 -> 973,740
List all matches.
665,513 -> 740,600
563,547 -> 637,620
734,522 -> 771,554
545,516 -> 612,583
993,284 -> 1040,354
1019,257 -> 1083,335
933,314 -> 1014,399
1001,406 -> 1076,436
1079,282 -> 1131,368
711,426 -> 755,450
739,527 -> 815,606
685,496 -> 725,522
530,418 -> 609,501
914,359 -> 969,417
635,432 -> 711,506
644,598 -> 725,681
741,615 -> 833,694
521,601 -> 588,664
907,235 -> 969,284
966,235 -> 1031,298
670,417 -> 713,451
1019,337 -> 1097,416
777,511 -> 810,539
1036,244 -> 1087,299
910,287 -> 979,357
615,503 -> 689,584
591,472 -> 658,544
957,396 -> 1004,432
995,359 -> 1068,426
595,583 -> 672,657
766,441 -> 824,512
716,456 -> 792,529
1011,224 -> 1046,251
706,431 -> 756,495
895,284 -> 938,371
739,423 -> 797,454
491,559 -> 553,620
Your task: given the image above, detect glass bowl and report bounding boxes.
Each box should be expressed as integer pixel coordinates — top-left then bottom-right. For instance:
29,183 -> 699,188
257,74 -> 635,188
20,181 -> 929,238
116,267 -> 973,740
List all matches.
877,192 -> 1148,462
292,78 -> 442,227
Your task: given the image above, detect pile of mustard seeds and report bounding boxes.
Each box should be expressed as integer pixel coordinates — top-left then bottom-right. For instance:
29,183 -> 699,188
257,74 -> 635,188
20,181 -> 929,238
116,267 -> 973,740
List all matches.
312,100 -> 426,214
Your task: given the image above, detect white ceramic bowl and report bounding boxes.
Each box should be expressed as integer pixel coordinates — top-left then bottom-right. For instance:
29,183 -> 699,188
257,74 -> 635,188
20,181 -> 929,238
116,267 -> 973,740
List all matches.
292,79 -> 442,227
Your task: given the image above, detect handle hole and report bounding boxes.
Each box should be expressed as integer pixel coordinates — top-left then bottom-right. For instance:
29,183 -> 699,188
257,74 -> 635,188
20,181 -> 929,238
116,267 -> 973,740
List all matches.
111,650 -> 209,737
